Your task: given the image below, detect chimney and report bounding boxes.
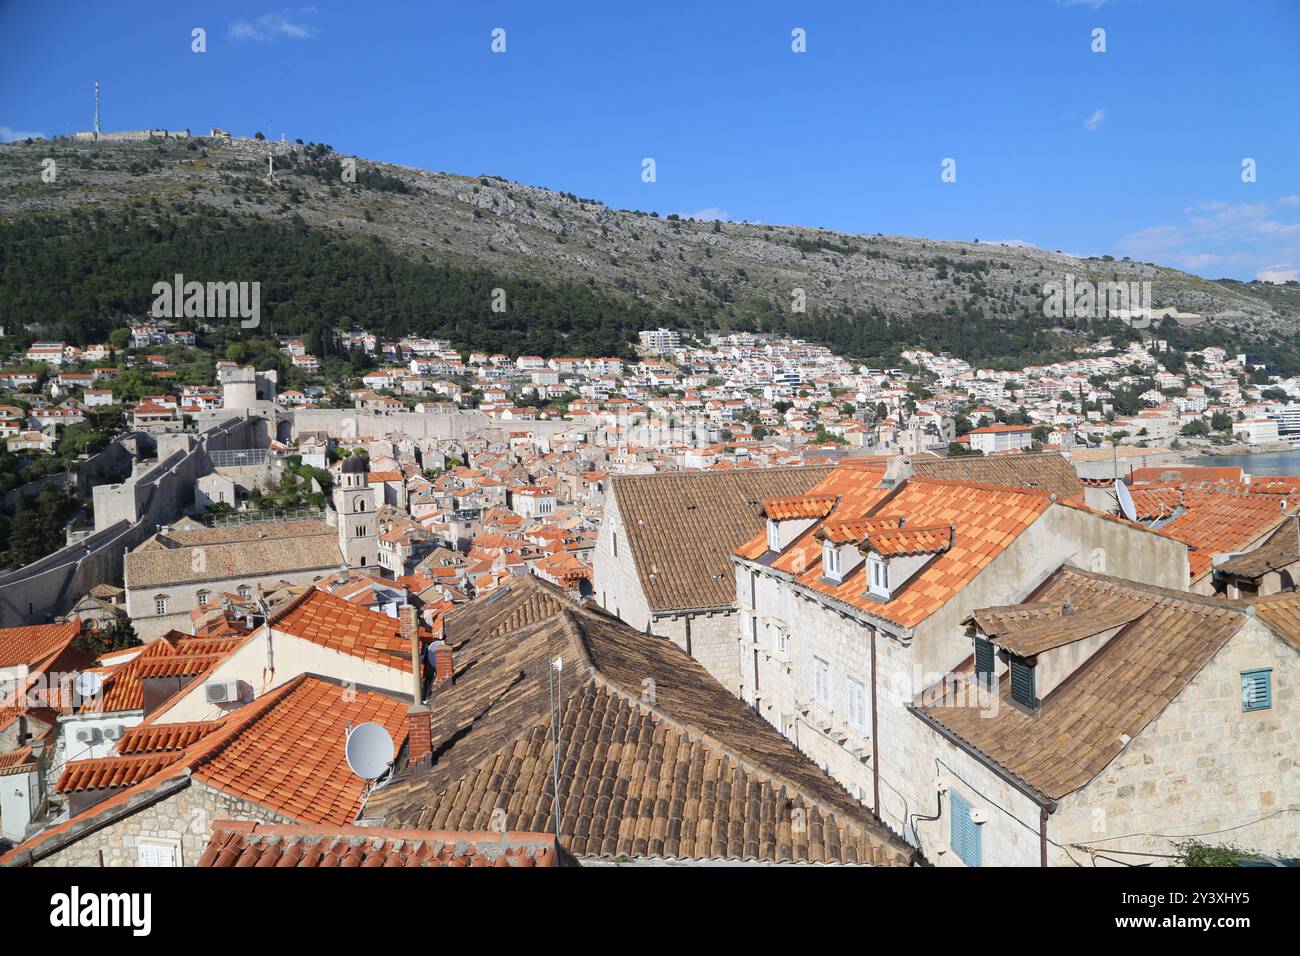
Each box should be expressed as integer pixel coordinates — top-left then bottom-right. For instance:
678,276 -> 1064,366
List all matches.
431,639 -> 454,687
401,604 -> 432,770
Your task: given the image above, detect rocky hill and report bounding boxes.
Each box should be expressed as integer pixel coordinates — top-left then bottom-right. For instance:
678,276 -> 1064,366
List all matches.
1,134 -> 1296,365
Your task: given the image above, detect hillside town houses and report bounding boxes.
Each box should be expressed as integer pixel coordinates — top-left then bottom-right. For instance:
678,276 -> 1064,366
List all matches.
0,320 -> 1294,868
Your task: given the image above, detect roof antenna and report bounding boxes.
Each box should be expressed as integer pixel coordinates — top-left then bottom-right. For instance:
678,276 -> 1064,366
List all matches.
547,655 -> 564,842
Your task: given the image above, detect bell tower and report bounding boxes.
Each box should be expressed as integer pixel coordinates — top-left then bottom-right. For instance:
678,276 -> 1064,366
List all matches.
334,454 -> 378,571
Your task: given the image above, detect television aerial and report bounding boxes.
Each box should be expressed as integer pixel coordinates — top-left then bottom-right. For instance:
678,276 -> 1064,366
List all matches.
344,722 -> 394,781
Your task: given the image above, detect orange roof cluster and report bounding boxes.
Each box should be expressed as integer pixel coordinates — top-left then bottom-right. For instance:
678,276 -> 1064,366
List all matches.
94,634 -> 242,713
741,468 -> 1053,629
269,588 -> 418,672
1159,491 -> 1291,579
0,620 -> 80,669
762,494 -> 837,521
1,675 -> 411,865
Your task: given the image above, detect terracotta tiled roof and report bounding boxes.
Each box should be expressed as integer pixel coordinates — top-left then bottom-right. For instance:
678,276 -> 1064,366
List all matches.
914,567 -> 1249,799
0,745 -> 35,775
268,588 -> 416,672
816,516 -> 902,544
94,634 -> 241,713
864,525 -> 952,558
610,465 -> 834,613
748,472 -> 1053,629
364,577 -> 913,866
1,676 -> 411,866
1247,591 -> 1300,651
737,462 -> 891,561
0,620 -> 80,669
196,821 -> 559,868
115,720 -> 223,755
1159,491 -> 1292,580
911,452 -> 1082,499
762,494 -> 838,521
57,752 -> 178,794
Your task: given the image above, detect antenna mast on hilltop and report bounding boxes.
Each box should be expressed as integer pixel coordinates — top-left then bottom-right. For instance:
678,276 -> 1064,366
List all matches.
93,80 -> 101,136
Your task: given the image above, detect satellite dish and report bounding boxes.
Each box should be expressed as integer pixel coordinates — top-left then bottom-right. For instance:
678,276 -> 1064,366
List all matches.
1114,480 -> 1137,522
344,722 -> 394,781
75,671 -> 103,699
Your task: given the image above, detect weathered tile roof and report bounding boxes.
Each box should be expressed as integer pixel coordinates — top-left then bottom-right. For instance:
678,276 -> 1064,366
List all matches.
611,465 -> 833,612
975,597 -> 1148,657
910,452 -> 1083,500
1247,590 -> 1300,650
0,620 -> 80,669
1216,516 -> 1299,580
365,576 -> 912,865
913,567 -> 1248,800
196,821 -> 559,868
125,518 -> 343,588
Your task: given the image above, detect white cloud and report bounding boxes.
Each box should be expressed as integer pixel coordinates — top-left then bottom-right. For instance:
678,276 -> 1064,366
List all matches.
1054,0 -> 1119,8
987,239 -> 1037,249
0,125 -> 46,142
1278,195 -> 1300,206
230,8 -> 319,43
1257,267 -> 1298,284
687,207 -> 730,222
1083,109 -> 1105,131
1116,197 -> 1300,279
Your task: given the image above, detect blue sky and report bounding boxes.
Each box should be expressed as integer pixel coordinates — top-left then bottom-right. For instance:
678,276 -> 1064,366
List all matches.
1,0 -> 1297,281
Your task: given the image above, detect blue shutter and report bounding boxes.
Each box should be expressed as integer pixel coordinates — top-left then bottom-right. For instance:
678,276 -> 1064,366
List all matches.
949,790 -> 982,867
1241,669 -> 1272,712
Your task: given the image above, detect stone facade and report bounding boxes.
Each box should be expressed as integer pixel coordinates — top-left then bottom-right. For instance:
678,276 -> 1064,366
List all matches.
33,779 -> 293,867
910,617 -> 1299,866
731,501 -> 1190,842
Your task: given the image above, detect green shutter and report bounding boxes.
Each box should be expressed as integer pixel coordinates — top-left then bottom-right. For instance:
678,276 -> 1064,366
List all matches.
974,637 -> 994,677
949,789 -> 982,867
1010,658 -> 1037,709
1241,669 -> 1272,712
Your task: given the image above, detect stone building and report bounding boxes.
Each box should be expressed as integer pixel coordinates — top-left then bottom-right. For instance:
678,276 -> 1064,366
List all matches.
334,455 -> 379,571
908,567 -> 1298,866
729,461 -> 1190,843
0,675 -> 409,867
592,465 -> 831,691
123,517 -> 345,640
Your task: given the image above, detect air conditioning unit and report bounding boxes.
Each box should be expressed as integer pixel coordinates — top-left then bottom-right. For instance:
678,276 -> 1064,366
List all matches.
204,680 -> 240,705
74,727 -> 101,745
103,725 -> 124,741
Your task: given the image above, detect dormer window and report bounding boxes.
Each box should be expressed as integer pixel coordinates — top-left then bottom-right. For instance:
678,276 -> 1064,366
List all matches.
767,520 -> 780,553
823,540 -> 842,581
868,555 -> 888,597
